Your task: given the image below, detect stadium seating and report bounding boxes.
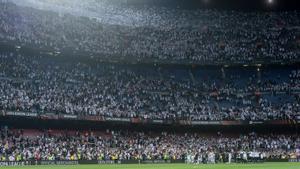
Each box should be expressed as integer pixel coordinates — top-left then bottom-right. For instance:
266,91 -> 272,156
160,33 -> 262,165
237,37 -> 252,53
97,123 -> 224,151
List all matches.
0,53 -> 299,121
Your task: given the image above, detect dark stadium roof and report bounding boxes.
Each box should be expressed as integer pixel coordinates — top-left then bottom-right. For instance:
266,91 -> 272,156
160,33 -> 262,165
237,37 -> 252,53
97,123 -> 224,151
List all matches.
125,0 -> 300,11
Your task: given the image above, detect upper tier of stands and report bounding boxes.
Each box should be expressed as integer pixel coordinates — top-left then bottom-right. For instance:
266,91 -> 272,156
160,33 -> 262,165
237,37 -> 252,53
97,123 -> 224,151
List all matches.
0,1 -> 299,64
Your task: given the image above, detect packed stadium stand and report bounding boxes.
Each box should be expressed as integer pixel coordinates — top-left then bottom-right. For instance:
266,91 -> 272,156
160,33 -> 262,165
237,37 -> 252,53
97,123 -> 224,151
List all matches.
0,53 -> 299,121
0,0 -> 300,64
0,127 -> 299,162
0,0 -> 299,166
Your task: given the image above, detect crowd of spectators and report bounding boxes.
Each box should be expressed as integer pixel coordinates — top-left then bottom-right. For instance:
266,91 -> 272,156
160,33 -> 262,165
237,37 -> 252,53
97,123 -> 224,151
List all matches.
0,0 -> 299,165
0,1 -> 299,64
0,53 -> 299,121
0,127 -> 299,162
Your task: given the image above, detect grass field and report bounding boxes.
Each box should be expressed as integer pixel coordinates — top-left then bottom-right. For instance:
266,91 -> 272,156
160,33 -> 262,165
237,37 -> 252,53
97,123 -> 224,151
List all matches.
1,163 -> 300,169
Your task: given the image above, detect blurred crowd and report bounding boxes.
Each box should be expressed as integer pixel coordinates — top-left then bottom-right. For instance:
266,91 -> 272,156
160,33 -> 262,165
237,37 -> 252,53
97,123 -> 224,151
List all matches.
0,53 -> 299,121
0,128 -> 299,162
0,1 -> 299,64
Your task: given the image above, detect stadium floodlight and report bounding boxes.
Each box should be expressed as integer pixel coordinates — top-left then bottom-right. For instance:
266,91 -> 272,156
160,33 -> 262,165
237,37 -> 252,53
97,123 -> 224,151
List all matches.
267,0 -> 274,4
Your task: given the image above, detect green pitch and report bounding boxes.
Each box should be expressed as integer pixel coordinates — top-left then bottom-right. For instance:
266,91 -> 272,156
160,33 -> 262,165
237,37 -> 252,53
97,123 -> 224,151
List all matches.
1,163 -> 300,169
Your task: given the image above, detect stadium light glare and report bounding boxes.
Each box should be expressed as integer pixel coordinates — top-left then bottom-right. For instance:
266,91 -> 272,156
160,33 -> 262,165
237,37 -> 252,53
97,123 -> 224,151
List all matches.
267,0 -> 274,4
